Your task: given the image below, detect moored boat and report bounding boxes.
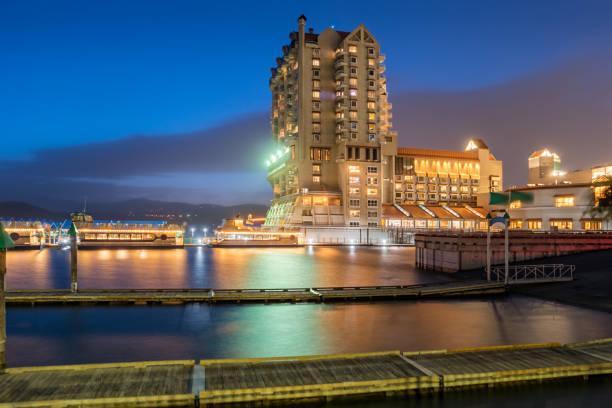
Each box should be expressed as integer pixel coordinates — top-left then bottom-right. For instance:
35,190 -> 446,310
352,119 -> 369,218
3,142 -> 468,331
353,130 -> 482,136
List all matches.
210,215 -> 302,247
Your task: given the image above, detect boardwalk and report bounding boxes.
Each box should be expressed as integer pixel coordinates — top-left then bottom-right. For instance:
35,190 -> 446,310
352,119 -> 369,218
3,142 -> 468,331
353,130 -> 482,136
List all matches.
1,339 -> 612,407
5,281 -> 506,306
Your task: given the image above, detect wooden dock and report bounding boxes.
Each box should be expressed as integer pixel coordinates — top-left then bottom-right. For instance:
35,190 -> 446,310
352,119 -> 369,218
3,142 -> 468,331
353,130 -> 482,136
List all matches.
1,339 -> 612,407
5,281 -> 506,306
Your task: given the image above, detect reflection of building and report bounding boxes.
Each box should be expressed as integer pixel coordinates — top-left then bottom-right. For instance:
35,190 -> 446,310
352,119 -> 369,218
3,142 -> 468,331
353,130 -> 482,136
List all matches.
264,16 -> 502,236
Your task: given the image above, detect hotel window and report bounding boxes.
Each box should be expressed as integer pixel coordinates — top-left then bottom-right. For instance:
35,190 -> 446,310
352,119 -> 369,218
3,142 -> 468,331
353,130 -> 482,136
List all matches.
348,165 -> 360,173
406,184 -> 415,191
450,194 -> 458,200
368,90 -> 375,99
368,70 -> 375,76
368,123 -> 375,131
349,77 -> 358,86
367,177 -> 378,185
312,175 -> 321,183
395,183 -> 403,190
367,199 -> 378,207
350,122 -> 358,130
350,132 -> 357,140
582,220 -> 602,230
312,48 -> 320,57
460,186 -> 469,193
312,101 -> 320,109
349,199 -> 360,207
367,101 -> 375,109
350,89 -> 358,96
310,147 -> 330,161
451,186 -> 458,192
355,147 -> 360,159
439,193 -> 447,200
349,110 -> 357,119
291,145 -> 295,160
349,187 -> 360,195
461,194 -> 469,201
367,166 -> 377,174
312,112 -> 320,121
510,200 -> 522,209
350,100 -> 357,107
350,221 -> 360,227
439,185 -> 448,192
417,176 -> 426,183
313,70 -> 319,77
312,80 -> 320,88
527,219 -> 542,230
550,219 -> 573,230
312,123 -> 320,132
555,195 -> 575,207
312,58 -> 320,67
510,220 -> 523,229
368,113 -> 375,121
430,185 -> 438,192
367,211 -> 378,218
416,184 -> 426,192
472,187 -> 479,194
367,188 -> 378,195
313,196 -> 327,205
368,47 -> 374,55
471,178 -> 480,185
312,90 -> 320,99
418,193 -> 426,200
368,58 -> 375,66
368,222 -> 378,227
368,80 -> 375,87
395,192 -> 403,200
349,45 -> 357,53
451,178 -> 459,184
404,175 -> 414,182
312,134 -> 320,142
350,210 -> 360,217
349,176 -> 360,184
312,164 -> 321,174
429,194 -> 437,200
350,68 -> 357,75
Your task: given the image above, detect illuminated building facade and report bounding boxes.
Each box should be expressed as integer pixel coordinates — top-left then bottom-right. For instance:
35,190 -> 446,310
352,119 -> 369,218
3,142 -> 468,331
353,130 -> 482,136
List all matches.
265,15 -> 396,228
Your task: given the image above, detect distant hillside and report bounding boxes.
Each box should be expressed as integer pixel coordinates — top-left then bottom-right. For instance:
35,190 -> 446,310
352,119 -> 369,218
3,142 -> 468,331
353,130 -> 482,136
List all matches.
0,199 -> 268,226
0,202 -> 62,219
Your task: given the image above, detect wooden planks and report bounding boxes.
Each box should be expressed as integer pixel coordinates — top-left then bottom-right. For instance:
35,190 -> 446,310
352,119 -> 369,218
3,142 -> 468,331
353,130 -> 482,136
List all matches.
4,281 -> 506,306
2,339 -> 612,407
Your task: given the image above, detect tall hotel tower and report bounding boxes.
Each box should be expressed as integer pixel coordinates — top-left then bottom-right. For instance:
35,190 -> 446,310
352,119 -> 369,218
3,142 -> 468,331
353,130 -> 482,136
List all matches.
265,15 -> 397,228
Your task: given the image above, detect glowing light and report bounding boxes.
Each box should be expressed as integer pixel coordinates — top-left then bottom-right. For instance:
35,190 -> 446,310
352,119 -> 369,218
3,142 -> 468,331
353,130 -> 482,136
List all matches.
266,160 -> 271,166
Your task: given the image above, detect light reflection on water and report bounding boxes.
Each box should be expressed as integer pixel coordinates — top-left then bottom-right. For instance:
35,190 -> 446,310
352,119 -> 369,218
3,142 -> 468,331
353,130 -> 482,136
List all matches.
7,297 -> 612,367
5,247 -> 443,289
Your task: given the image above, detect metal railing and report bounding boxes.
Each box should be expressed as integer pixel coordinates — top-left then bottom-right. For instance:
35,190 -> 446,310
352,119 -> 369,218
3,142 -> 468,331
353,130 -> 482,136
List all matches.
490,264 -> 575,284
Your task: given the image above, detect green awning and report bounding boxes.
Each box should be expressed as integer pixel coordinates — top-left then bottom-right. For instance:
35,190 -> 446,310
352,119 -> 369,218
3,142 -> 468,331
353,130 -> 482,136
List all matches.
0,223 -> 16,249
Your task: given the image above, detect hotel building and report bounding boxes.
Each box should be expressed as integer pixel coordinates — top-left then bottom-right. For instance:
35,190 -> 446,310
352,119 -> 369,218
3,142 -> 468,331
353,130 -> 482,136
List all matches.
264,16 -> 503,235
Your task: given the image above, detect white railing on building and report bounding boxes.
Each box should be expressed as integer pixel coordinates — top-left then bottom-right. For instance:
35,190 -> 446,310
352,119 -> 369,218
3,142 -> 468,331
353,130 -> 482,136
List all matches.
489,264 -> 575,284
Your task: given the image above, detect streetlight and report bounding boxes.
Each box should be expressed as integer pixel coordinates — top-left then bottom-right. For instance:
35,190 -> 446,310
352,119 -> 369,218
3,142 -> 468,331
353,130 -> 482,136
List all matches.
190,227 -> 195,243
203,227 -> 208,237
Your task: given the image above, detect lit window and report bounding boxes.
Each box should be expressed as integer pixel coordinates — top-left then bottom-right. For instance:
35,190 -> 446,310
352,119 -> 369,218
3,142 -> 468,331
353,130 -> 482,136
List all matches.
367,188 -> 378,195
350,89 -> 357,96
350,210 -> 360,217
348,165 -> 360,173
367,101 -> 375,109
349,187 -> 360,195
368,123 -> 375,131
582,220 -> 602,230
367,177 -> 378,185
527,219 -> 542,230
555,195 -> 575,207
550,219 -> 573,230
368,90 -> 375,98
510,200 -> 522,209
312,112 -> 320,120
312,90 -> 320,99
291,145 -> 295,160
312,175 -> 321,183
349,111 -> 357,120
349,77 -> 357,86
313,80 -> 320,88
312,48 -> 320,57
349,176 -> 360,184
368,112 -> 375,120
349,45 -> 357,53
312,59 -> 320,67
368,58 -> 375,66
510,220 -> 523,229
312,164 -> 321,173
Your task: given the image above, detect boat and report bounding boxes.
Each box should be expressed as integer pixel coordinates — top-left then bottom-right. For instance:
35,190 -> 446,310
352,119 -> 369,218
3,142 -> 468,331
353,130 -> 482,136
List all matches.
0,218 -> 46,249
210,215 -> 302,247
70,212 -> 184,248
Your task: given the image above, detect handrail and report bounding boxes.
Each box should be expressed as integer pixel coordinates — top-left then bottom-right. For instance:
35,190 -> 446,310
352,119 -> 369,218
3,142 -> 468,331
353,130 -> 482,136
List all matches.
489,264 -> 575,283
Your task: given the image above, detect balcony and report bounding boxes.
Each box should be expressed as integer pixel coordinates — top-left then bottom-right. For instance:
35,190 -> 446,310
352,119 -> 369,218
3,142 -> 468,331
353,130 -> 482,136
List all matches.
379,64 -> 386,74
334,59 -> 346,69
335,69 -> 346,79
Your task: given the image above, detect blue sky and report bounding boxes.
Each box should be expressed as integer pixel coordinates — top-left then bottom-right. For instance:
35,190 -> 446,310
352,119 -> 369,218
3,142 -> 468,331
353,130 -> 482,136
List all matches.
2,0 -> 612,205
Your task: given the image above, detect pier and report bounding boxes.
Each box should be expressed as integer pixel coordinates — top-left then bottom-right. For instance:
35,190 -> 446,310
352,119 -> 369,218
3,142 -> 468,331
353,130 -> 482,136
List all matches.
1,338 -> 612,407
4,281 -> 509,306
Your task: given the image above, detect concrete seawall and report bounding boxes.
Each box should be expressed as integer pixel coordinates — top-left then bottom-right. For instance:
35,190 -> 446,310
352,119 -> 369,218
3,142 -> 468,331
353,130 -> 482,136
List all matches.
415,232 -> 612,272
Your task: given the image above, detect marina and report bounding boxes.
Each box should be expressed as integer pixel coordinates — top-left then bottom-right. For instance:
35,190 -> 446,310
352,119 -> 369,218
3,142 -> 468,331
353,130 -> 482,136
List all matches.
2,339 -> 612,407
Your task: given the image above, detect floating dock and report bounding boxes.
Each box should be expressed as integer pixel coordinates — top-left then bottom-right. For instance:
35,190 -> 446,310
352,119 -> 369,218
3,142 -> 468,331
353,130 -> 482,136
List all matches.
5,281 -> 507,306
1,339 -> 612,407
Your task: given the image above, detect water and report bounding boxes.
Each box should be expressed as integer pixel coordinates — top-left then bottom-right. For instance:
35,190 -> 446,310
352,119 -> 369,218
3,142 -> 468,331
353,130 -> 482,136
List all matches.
5,247 -> 612,404
6,246 -> 446,289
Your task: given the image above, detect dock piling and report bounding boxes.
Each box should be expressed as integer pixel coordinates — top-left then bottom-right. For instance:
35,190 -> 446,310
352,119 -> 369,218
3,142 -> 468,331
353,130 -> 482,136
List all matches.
68,223 -> 78,292
0,222 -> 16,372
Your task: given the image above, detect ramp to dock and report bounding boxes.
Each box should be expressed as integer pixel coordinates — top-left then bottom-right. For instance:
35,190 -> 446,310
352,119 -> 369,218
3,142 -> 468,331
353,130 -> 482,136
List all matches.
2,339 -> 612,407
5,281 -> 506,306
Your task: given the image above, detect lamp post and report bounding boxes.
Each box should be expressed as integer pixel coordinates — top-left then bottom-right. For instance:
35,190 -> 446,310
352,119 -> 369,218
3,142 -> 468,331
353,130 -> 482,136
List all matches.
190,227 -> 195,244
1,222 -> 16,372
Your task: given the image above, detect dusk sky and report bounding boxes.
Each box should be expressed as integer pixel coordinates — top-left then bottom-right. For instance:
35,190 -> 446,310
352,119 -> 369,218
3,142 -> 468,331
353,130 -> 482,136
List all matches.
2,0 -> 612,206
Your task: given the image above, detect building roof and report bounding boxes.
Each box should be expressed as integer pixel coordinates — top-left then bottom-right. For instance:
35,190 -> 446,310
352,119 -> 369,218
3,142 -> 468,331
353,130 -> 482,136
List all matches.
529,149 -> 559,160
507,183 -> 592,192
466,138 -> 488,149
428,206 -> 458,219
398,204 -> 434,218
382,204 -> 409,219
397,147 -> 478,161
447,207 -> 481,220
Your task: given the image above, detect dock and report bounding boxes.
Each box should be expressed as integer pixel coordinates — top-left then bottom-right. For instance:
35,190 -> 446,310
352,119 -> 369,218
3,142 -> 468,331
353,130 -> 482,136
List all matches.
1,338 -> 612,407
5,280 -> 507,306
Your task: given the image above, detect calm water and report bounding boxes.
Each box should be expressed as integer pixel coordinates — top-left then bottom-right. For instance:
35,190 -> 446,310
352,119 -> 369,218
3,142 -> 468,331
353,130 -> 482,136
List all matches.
6,246 -> 451,289
5,247 -> 612,405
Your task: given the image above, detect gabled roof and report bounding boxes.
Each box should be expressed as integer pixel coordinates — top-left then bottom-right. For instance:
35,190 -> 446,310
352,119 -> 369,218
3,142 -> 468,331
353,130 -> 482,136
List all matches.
397,147 -> 478,160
